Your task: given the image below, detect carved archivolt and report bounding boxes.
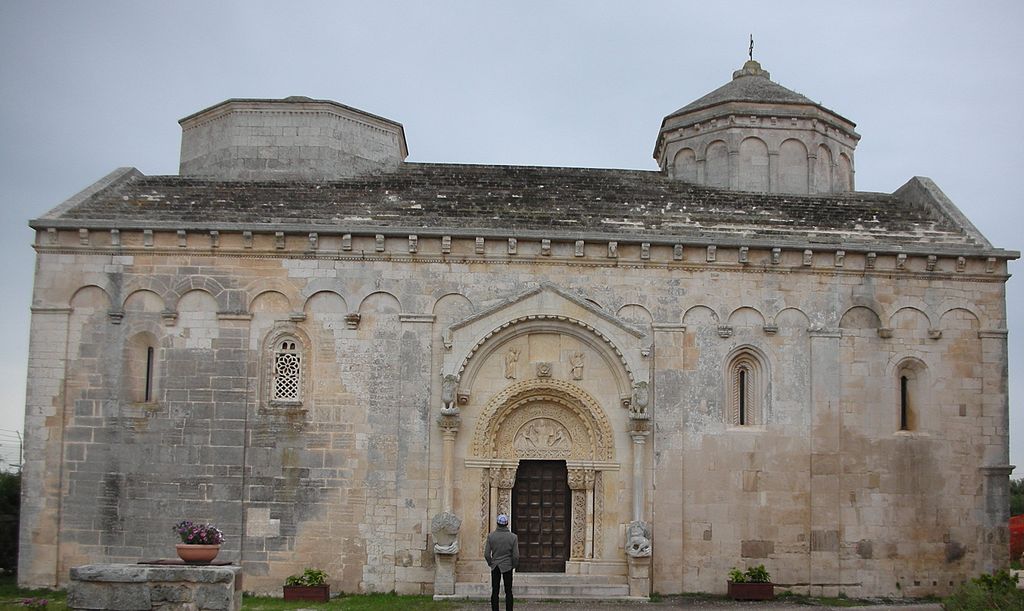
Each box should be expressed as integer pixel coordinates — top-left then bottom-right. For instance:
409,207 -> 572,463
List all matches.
456,315 -> 636,387
472,378 -> 615,461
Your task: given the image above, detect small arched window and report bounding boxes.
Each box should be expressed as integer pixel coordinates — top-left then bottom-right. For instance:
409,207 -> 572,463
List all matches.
726,348 -> 768,426
125,332 -> 159,404
896,359 -> 927,431
272,338 -> 302,402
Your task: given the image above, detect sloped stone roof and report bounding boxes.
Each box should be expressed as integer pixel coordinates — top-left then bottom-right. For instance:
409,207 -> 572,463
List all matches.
37,163 -> 997,254
665,61 -> 851,125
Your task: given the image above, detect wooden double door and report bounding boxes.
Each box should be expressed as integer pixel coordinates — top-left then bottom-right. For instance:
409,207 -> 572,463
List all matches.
512,460 -> 571,572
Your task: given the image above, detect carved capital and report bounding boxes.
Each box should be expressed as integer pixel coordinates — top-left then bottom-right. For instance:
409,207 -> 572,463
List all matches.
491,466 -> 517,489
437,413 -> 461,435
567,467 -> 594,491
345,313 -> 361,330
630,421 -> 651,436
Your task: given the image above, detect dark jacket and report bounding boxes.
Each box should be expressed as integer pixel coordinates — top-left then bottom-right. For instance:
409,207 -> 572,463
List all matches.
484,525 -> 519,572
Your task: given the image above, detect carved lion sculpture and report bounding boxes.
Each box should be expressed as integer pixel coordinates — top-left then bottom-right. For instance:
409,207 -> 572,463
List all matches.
441,374 -> 459,414
625,520 -> 652,557
630,381 -> 650,418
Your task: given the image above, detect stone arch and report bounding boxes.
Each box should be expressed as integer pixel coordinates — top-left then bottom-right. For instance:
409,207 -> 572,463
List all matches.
68,284 -> 113,310
471,379 -> 615,462
682,305 -> 719,326
890,307 -> 932,333
778,138 -> 809,194
727,306 -> 766,327
616,303 -> 653,328
738,137 -> 769,192
775,307 -> 810,329
70,285 -> 114,311
123,289 -> 164,313
705,140 -> 729,188
938,307 -> 981,331
673,147 -> 697,182
839,305 -> 882,330
304,290 -> 347,315
431,292 -> 474,318
936,299 -> 984,327
358,291 -> 401,314
123,276 -> 172,306
176,289 -> 218,314
456,315 -> 635,405
167,276 -> 228,312
251,290 -> 292,314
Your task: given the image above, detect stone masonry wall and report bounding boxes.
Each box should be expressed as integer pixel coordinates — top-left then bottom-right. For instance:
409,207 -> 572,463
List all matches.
20,229 -> 1011,598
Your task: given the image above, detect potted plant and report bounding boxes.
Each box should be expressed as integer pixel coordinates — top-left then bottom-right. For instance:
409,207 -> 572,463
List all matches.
172,520 -> 225,564
283,568 -> 330,602
727,564 -> 774,600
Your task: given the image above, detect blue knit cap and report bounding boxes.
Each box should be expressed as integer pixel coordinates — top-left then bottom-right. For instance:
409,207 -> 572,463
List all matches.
496,514 -> 509,526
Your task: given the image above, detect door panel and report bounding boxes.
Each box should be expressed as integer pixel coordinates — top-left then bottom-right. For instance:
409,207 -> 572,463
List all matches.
512,460 -> 570,572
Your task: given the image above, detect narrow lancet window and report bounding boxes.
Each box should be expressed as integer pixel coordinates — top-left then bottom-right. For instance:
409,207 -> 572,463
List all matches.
899,375 -> 909,431
144,346 -> 155,402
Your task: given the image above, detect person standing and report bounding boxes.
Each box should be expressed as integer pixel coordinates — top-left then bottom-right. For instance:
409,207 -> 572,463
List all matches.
484,513 -> 518,611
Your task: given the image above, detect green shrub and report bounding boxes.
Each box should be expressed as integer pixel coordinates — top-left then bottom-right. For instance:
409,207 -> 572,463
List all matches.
284,568 -> 328,586
728,564 -> 771,583
943,569 -> 1024,610
745,564 -> 771,583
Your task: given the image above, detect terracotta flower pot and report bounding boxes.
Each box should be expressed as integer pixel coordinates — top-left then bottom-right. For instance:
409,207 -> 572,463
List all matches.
175,543 -> 221,564
727,580 -> 774,601
283,584 -> 330,602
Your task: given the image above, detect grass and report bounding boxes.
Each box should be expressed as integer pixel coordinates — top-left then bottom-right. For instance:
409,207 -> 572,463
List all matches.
242,592 -> 464,610
0,575 -> 68,609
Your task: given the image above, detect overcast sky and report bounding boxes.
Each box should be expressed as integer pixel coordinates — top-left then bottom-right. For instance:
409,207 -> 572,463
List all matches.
1,1 -> 1021,471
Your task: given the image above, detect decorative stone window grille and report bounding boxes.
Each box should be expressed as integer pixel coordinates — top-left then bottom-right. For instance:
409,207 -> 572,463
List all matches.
726,348 -> 767,426
272,339 -> 302,402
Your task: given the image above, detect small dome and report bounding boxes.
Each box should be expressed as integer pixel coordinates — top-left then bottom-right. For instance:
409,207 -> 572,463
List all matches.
655,61 -> 860,195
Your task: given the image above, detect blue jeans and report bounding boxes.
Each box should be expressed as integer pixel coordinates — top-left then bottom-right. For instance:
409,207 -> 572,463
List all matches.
490,565 -> 513,611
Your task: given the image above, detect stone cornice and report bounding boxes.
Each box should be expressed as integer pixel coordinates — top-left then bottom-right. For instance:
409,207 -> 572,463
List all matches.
30,223 -> 1019,261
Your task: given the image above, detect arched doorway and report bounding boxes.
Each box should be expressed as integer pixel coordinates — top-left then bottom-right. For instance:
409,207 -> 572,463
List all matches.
471,379 -> 616,568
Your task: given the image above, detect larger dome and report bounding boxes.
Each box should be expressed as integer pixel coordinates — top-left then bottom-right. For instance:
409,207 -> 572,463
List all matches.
654,61 -> 860,194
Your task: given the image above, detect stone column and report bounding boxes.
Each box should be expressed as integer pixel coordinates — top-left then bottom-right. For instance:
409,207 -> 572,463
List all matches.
432,406 -> 461,597
626,386 -> 653,599
631,435 -> 646,522
438,414 -> 459,513
584,470 -> 596,559
567,468 -> 594,561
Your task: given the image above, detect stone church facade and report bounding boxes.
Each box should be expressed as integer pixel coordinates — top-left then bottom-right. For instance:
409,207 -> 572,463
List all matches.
20,61 -> 1016,598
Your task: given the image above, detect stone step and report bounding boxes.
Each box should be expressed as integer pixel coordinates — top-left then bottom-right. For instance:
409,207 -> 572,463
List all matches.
450,574 -> 634,600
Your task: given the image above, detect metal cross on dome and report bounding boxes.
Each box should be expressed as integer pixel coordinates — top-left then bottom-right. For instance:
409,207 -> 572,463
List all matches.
749,34 -> 754,61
